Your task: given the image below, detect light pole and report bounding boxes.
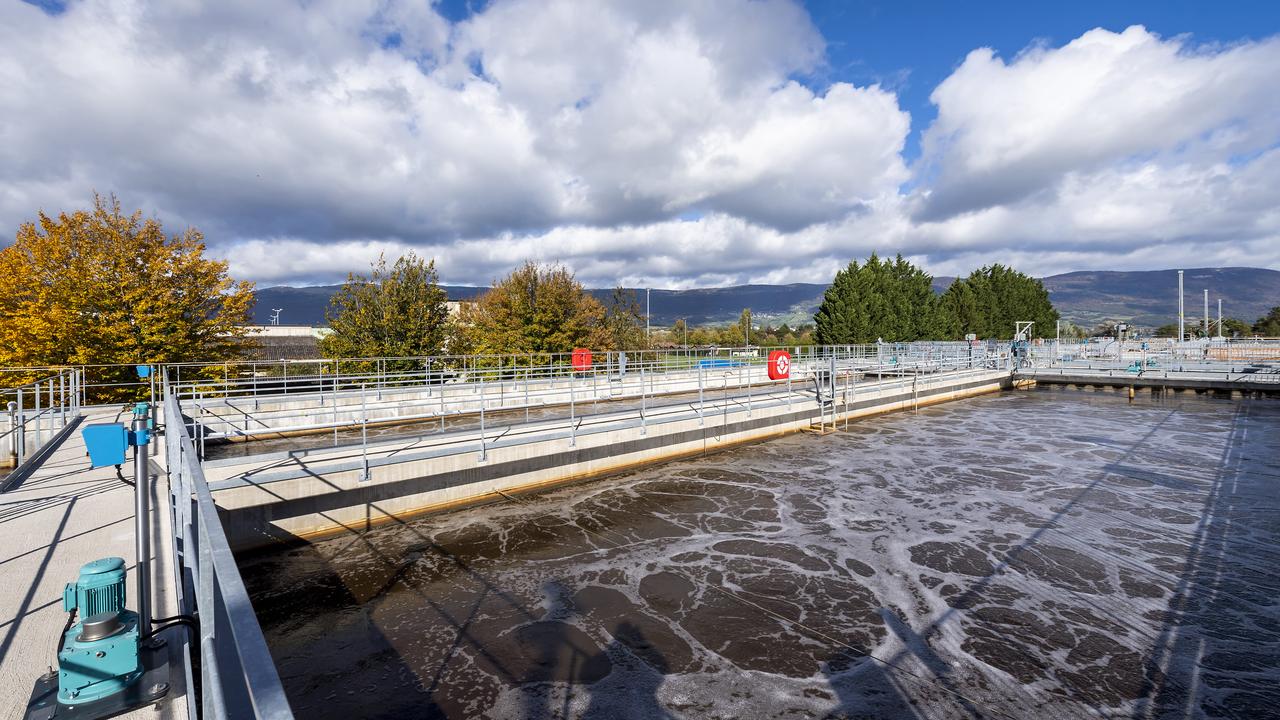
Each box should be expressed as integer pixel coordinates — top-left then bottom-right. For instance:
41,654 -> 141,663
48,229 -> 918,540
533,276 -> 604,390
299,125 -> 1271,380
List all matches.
1203,289 -> 1209,339
645,287 -> 650,348
1177,270 -> 1184,341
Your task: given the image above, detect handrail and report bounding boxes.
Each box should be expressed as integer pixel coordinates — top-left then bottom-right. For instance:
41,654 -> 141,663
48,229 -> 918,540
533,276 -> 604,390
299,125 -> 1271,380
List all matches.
1,368 -> 82,476
163,376 -> 295,719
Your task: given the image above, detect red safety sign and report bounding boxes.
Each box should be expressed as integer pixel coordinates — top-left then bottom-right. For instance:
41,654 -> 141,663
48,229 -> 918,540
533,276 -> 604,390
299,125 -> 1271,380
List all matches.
571,347 -> 592,372
767,350 -> 791,380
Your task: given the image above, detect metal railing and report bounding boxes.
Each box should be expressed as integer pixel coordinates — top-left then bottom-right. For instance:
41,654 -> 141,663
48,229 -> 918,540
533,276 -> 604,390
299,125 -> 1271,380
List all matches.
1037,338 -> 1280,368
163,378 -> 295,719
187,344 -> 1011,464
1,363 -> 155,407
1,368 -> 82,473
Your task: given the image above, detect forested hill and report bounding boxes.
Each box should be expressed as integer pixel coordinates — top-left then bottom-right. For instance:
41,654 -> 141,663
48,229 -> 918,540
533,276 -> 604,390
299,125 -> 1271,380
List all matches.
251,267 -> 1280,330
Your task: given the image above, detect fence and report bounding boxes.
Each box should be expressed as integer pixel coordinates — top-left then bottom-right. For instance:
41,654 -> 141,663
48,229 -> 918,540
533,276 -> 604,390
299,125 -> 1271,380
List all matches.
1,368 -> 82,473
163,378 -> 295,719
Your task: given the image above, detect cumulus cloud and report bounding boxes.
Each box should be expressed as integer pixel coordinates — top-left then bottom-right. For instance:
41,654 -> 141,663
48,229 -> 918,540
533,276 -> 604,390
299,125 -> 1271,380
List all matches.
0,3 -> 1277,287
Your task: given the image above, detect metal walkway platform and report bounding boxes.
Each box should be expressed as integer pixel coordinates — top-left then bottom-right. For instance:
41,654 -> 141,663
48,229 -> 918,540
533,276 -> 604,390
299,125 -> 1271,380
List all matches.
1017,365 -> 1280,393
0,409 -> 188,720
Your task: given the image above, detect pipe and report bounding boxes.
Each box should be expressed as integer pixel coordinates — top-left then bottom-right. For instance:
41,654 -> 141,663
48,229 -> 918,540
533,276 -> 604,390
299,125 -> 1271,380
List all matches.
133,405 -> 152,640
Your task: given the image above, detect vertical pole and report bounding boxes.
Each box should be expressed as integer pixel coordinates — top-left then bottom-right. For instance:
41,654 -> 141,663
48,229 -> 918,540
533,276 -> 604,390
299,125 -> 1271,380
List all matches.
34,380 -> 42,449
570,372 -> 576,448
1217,298 -> 1222,338
640,366 -> 647,435
360,384 -> 369,480
1203,289 -> 1209,339
59,372 -> 66,427
6,401 -> 16,468
1177,270 -> 1185,342
479,373 -> 486,461
133,405 -> 152,639
16,388 -> 24,464
698,365 -> 704,426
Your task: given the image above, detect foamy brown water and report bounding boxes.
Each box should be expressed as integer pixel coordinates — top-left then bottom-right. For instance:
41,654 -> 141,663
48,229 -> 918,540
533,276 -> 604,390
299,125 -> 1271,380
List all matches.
239,388 -> 1280,719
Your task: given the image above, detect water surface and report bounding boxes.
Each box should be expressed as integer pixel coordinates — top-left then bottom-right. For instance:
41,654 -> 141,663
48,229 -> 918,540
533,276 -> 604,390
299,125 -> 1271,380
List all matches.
240,388 -> 1280,719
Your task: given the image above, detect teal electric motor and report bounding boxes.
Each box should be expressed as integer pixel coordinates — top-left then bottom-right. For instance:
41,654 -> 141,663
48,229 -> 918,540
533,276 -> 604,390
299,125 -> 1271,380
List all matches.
57,557 -> 144,704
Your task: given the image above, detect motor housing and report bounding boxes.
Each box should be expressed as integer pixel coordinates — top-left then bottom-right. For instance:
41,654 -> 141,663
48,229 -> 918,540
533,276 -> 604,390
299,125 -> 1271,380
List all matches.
62,557 -> 127,618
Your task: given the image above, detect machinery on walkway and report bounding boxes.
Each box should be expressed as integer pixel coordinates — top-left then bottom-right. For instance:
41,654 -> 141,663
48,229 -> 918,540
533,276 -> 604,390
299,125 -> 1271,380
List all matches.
25,368 -> 181,719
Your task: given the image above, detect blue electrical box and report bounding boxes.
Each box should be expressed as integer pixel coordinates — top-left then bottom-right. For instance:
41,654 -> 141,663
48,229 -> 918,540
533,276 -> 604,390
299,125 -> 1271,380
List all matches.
82,424 -> 129,468
135,365 -> 152,379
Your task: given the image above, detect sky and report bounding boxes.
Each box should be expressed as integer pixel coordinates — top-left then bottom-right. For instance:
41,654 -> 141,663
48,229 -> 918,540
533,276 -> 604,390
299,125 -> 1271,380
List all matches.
2,1 -> 1279,289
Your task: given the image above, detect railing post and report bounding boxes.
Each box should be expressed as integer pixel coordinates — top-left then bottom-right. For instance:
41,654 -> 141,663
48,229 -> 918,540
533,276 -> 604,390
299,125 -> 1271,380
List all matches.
6,400 -> 16,468
360,384 -> 370,481
34,380 -> 42,449
16,388 -> 25,464
698,365 -> 704,426
640,366 -> 647,435
478,374 -> 487,461
569,372 -> 576,448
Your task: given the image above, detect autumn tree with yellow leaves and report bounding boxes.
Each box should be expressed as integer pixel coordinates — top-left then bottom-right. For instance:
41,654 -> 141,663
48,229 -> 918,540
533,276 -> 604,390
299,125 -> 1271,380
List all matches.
0,195 -> 256,382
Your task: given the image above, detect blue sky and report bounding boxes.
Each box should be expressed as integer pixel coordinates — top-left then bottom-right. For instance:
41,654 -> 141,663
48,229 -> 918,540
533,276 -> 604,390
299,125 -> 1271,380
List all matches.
804,0 -> 1280,160
3,0 -> 1280,287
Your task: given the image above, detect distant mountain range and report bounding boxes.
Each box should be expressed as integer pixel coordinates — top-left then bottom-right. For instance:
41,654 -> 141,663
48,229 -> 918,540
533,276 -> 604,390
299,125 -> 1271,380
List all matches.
252,267 -> 1280,331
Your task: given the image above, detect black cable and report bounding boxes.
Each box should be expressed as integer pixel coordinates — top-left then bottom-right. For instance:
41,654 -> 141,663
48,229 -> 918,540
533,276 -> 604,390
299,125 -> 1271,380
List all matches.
56,609 -> 77,656
141,616 -> 198,642
150,614 -> 196,625
115,465 -> 134,486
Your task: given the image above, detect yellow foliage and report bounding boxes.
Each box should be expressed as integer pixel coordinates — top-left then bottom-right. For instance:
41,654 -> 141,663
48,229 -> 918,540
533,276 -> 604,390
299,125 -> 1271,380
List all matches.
0,194 -> 256,381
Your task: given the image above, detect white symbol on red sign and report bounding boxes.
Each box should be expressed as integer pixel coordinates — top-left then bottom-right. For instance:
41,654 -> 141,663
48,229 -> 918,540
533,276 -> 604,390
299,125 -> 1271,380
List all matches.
775,354 -> 790,376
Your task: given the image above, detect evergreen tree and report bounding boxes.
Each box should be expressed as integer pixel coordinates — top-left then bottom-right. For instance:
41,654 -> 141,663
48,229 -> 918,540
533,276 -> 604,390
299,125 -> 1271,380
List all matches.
1253,307 -> 1280,336
738,308 -> 752,345
814,253 -> 941,343
939,264 -> 1059,339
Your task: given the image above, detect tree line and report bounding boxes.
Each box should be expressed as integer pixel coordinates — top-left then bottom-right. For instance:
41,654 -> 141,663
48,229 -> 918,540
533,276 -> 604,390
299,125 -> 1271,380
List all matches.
7,196 -> 1278,381
813,253 -> 1060,342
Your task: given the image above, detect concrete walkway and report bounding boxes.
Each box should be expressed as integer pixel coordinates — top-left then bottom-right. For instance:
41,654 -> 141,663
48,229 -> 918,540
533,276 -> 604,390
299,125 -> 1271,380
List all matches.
0,410 -> 187,720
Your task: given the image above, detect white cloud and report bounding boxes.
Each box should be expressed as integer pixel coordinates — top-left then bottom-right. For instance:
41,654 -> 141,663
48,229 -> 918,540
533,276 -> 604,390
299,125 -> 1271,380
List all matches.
917,25 -> 1280,222
0,4 -> 1278,288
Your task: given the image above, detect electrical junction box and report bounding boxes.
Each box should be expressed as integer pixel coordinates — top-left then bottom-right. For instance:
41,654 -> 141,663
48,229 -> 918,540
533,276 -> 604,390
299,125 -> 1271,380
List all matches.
82,424 -> 128,468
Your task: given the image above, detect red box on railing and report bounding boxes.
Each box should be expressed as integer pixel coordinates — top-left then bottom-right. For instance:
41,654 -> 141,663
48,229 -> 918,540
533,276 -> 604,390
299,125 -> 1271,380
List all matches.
767,350 -> 791,380
572,348 -> 592,372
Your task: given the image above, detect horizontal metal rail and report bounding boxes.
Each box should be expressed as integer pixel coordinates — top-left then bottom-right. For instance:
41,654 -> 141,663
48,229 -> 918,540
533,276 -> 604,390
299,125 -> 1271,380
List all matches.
163,378 -> 295,719
198,349 -> 1007,468
206,363 -> 1007,489
1,368 -> 82,481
